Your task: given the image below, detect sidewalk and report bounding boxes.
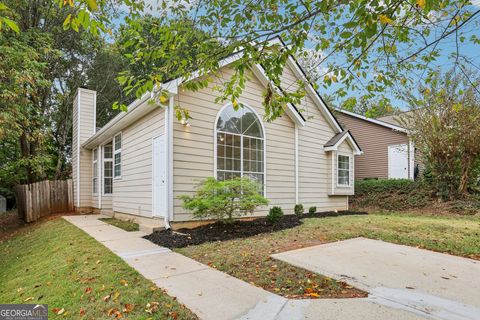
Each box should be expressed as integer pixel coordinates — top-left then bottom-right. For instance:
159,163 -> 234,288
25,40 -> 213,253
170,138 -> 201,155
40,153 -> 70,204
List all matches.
63,215 -> 426,320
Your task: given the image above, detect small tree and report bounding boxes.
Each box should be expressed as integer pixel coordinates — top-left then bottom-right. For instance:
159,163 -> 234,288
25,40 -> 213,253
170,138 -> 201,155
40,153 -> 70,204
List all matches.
403,70 -> 480,198
180,177 -> 269,223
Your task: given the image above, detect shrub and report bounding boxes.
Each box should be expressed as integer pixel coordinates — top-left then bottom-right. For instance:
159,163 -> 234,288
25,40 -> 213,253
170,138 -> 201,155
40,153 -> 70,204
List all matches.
352,179 -> 431,211
266,206 -> 283,224
294,204 -> 304,216
180,177 -> 269,223
308,206 -> 317,214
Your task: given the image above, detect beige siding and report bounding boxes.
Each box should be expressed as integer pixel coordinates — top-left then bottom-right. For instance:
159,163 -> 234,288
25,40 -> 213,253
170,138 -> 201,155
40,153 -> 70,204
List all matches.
72,89 -> 95,209
278,65 -> 349,210
336,112 -> 410,179
173,67 -> 296,221
173,64 -> 349,221
112,106 -> 165,217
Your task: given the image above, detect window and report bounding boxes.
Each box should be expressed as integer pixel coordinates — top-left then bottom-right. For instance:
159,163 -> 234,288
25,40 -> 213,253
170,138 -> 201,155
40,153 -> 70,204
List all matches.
104,142 -> 113,194
93,148 -> 98,194
337,155 -> 350,186
216,104 -> 264,193
114,133 -> 122,178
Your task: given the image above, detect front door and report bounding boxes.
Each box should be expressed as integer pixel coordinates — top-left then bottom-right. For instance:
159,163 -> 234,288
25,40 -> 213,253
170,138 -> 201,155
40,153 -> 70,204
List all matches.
152,135 -> 167,217
388,144 -> 409,179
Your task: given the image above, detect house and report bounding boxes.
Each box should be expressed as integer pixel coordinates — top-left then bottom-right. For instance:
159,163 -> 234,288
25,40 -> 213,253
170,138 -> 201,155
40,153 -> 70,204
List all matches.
71,42 -> 362,229
335,109 -> 418,180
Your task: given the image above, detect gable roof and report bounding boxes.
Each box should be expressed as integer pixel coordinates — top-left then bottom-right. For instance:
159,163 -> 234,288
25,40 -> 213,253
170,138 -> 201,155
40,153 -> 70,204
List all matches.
324,130 -> 362,155
335,108 -> 408,133
83,38 -> 346,149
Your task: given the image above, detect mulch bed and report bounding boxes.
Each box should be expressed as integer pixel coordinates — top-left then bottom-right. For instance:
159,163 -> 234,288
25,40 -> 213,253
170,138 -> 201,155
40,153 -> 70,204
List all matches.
144,210 -> 367,248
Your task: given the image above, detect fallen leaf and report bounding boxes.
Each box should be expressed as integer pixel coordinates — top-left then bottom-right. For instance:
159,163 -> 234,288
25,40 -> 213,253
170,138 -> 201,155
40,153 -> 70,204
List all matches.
169,311 -> 178,319
123,303 -> 134,313
79,308 -> 85,317
23,297 -> 33,302
103,294 -> 111,302
84,287 -> 93,294
120,279 -> 128,287
53,308 -> 65,315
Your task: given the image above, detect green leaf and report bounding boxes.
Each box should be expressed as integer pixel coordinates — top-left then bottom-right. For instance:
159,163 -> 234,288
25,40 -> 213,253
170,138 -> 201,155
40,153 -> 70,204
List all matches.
3,17 -> 19,33
86,0 -> 98,11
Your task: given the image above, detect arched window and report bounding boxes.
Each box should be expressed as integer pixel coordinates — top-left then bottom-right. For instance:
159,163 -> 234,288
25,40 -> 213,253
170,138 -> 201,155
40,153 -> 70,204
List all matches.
216,103 -> 265,194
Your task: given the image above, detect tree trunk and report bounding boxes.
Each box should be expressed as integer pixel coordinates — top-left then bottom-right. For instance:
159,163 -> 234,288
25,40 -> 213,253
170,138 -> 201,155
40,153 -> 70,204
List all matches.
458,158 -> 472,195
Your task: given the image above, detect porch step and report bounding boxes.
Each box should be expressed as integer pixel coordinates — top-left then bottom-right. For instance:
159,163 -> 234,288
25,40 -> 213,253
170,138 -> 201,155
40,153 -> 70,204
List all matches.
139,222 -> 164,234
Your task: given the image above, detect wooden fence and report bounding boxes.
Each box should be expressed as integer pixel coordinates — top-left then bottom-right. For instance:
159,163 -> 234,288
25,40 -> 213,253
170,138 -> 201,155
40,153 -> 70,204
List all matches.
15,179 -> 74,222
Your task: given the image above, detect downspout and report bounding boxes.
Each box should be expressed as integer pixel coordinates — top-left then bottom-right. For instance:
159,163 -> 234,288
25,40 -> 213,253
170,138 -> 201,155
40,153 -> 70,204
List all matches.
294,124 -> 299,204
164,95 -> 175,230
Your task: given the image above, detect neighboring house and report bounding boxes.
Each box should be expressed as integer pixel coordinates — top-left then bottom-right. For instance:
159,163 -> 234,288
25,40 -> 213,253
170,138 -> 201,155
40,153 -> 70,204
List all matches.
335,109 -> 418,180
72,40 -> 362,229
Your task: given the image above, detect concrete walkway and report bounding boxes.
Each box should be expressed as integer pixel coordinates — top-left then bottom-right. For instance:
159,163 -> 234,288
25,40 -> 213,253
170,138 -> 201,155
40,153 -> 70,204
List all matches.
273,237 -> 480,320
64,215 -> 427,320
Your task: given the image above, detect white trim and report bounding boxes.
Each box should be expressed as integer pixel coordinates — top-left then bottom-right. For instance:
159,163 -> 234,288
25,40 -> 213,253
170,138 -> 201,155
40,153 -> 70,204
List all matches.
102,141 -> 113,195
331,151 -> 335,194
336,108 -> 409,133
284,56 -> 343,133
213,102 -> 267,196
167,96 -> 174,226
336,153 -> 352,187
93,90 -> 97,133
113,132 -> 122,179
294,124 -> 299,204
76,90 -> 81,207
92,148 -> 98,196
98,145 -> 102,208
251,64 -> 305,127
409,139 -> 415,180
324,131 -> 363,155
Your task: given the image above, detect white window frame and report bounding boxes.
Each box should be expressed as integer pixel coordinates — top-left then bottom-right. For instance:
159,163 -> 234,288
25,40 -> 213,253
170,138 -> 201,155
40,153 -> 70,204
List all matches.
92,148 -> 98,195
103,141 -> 113,195
113,132 -> 122,179
337,153 -> 351,187
213,103 -> 267,196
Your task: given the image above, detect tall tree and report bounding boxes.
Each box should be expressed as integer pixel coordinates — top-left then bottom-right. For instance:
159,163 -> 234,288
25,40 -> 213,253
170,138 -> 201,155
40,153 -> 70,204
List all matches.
402,69 -> 480,197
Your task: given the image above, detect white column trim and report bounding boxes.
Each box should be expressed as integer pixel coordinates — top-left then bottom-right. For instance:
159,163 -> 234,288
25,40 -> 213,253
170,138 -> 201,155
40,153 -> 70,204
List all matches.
76,90 -> 81,208
167,97 -> 174,225
294,124 -> 299,204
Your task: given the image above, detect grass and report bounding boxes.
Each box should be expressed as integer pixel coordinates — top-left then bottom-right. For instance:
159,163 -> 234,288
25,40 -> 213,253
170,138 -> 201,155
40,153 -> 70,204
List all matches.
177,212 -> 480,299
0,218 -> 197,319
99,217 -> 139,232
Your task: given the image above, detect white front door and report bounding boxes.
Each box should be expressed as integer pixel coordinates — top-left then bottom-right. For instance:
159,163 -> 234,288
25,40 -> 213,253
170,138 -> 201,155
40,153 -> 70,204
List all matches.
388,144 -> 409,179
152,135 -> 167,217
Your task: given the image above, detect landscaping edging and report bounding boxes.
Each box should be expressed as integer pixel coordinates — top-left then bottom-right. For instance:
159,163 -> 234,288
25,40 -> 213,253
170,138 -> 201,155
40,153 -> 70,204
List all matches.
144,210 -> 367,248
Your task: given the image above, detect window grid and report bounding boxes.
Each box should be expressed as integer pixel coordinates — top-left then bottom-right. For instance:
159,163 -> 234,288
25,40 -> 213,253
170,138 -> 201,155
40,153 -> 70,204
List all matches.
337,155 -> 350,186
216,133 -> 264,194
114,133 -> 122,178
104,142 -> 113,194
92,148 -> 98,194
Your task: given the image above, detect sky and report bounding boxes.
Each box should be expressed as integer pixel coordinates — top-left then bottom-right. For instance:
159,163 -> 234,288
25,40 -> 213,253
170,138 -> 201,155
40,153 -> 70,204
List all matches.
113,0 -> 480,111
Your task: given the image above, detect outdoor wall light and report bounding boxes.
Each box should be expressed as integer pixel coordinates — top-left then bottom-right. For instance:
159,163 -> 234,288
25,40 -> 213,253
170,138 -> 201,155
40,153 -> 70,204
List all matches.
180,118 -> 191,127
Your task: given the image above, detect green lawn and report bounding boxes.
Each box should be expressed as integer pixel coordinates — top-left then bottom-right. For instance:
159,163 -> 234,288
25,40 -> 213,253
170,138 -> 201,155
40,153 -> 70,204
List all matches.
99,217 -> 139,232
0,218 -> 197,319
177,212 -> 480,298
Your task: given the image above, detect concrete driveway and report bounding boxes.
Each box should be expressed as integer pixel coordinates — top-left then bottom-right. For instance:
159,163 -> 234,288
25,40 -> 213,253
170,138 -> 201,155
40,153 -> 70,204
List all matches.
272,237 -> 480,320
